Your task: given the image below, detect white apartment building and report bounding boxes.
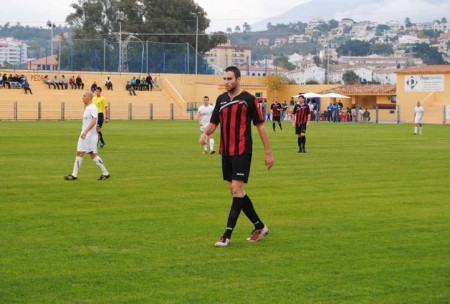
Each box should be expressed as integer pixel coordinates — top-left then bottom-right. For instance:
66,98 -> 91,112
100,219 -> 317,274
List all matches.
204,40 -> 252,70
0,37 -> 28,67
288,34 -> 309,44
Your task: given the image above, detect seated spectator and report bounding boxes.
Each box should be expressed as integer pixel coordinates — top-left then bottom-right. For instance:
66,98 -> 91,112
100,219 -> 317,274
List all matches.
140,77 -> 149,91
152,76 -> 160,91
2,73 -> 10,89
105,76 -> 113,90
53,76 -> 62,90
130,77 -> 137,90
135,77 -> 141,90
61,75 -> 69,89
44,75 -> 56,89
69,76 -> 76,89
126,81 -> 137,96
90,81 -> 97,92
76,75 -> 84,89
9,74 -> 21,89
22,78 -> 33,95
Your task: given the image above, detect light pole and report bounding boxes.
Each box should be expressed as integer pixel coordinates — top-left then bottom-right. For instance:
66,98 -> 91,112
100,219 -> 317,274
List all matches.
46,20 -> 55,56
117,11 -> 125,72
195,15 -> 198,74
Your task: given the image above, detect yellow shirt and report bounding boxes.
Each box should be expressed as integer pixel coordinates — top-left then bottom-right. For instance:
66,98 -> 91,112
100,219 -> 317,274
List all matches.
93,96 -> 108,113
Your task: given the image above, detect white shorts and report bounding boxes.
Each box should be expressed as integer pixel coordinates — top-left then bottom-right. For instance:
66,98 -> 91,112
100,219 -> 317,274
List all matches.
415,116 -> 423,124
77,133 -> 98,153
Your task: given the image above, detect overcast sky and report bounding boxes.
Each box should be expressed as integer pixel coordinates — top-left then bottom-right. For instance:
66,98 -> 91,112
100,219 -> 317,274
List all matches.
0,0 -> 306,31
0,0 -> 448,32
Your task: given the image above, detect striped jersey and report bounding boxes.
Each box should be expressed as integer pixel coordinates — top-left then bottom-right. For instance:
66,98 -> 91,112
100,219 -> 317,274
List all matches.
292,103 -> 311,124
210,90 -> 264,156
271,102 -> 282,117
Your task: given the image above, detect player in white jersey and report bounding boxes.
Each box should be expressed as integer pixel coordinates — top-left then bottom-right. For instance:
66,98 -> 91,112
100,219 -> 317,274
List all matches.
414,101 -> 425,135
64,91 -> 110,181
197,96 -> 215,154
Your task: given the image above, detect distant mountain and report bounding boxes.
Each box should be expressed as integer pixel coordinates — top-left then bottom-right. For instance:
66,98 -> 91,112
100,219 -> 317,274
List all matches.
251,0 -> 450,31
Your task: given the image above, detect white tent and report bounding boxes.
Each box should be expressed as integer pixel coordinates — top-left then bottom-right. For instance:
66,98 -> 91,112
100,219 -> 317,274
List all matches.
322,92 -> 350,99
292,92 -> 324,98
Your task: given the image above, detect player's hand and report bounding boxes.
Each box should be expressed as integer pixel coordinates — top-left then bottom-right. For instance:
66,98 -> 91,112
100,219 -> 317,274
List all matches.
265,152 -> 274,170
105,118 -> 109,123
199,133 -> 207,145
80,132 -> 87,139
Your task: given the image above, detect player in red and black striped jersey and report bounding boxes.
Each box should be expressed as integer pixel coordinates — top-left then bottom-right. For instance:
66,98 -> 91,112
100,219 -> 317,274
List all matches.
270,98 -> 283,131
199,66 -> 274,247
292,95 -> 311,153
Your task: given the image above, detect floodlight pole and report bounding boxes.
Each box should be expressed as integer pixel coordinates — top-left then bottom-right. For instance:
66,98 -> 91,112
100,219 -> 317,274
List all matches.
195,15 -> 198,74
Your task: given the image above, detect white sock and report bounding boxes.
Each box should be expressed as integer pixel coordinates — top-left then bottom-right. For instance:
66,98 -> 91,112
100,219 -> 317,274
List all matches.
419,127 -> 423,135
414,127 -> 418,134
210,139 -> 215,151
203,144 -> 207,151
72,156 -> 83,177
93,155 -> 109,175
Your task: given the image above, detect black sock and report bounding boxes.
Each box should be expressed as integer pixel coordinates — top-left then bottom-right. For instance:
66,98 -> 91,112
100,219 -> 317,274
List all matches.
99,132 -> 105,144
223,197 -> 244,239
279,122 -> 282,130
302,136 -> 306,146
272,122 -> 275,131
242,195 -> 264,230
298,137 -> 301,148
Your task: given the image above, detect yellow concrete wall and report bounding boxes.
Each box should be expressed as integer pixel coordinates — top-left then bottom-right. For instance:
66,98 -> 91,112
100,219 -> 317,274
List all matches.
396,72 -> 450,124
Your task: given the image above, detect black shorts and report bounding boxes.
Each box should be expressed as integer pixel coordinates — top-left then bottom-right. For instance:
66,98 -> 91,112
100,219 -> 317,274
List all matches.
272,116 -> 281,122
97,113 -> 104,128
295,123 -> 307,135
222,154 -> 252,183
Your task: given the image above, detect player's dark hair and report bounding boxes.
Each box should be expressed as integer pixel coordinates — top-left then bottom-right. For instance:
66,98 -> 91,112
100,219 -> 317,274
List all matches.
204,96 -> 209,99
96,87 -> 102,92
225,66 -> 241,79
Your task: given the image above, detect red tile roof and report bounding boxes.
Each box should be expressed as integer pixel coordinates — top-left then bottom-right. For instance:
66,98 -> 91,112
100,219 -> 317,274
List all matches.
319,84 -> 396,95
395,65 -> 450,74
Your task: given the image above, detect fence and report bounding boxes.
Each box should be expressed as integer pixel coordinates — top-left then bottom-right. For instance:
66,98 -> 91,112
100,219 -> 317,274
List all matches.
0,102 -> 177,121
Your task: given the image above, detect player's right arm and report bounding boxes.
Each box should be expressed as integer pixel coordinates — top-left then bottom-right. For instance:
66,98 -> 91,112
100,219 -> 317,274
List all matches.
199,123 -> 217,144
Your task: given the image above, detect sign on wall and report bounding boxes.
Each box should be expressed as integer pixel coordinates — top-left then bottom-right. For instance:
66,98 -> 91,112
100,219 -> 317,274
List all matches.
405,75 -> 444,92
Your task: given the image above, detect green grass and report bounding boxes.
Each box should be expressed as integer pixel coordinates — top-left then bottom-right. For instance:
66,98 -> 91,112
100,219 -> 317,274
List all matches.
0,120 -> 449,303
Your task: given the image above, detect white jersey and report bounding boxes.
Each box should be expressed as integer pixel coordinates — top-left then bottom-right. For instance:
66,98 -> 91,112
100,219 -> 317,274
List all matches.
77,103 -> 98,153
82,103 -> 98,136
414,105 -> 424,123
198,104 -> 214,129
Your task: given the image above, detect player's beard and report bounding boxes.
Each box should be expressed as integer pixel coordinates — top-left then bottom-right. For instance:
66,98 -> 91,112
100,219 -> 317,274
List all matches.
226,82 -> 238,95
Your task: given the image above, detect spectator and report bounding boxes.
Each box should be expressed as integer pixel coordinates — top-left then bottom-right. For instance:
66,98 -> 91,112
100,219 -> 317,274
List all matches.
135,77 -> 141,90
146,74 -> 153,91
61,75 -> 69,89
44,75 -> 56,89
152,76 -> 160,91
2,73 -> 10,89
130,77 -> 137,90
105,76 -> 113,91
140,77 -> 149,91
90,81 -> 98,93
363,109 -> 371,122
76,75 -> 84,89
346,106 -> 353,122
22,78 -> 33,95
126,81 -> 137,96
53,76 -> 62,90
69,76 -> 76,89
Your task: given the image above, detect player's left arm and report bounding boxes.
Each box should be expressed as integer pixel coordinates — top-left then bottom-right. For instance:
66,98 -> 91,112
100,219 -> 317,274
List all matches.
256,123 -> 274,169
104,99 -> 109,122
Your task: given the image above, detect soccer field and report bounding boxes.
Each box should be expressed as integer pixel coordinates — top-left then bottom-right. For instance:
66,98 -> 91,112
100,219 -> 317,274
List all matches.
0,120 -> 448,303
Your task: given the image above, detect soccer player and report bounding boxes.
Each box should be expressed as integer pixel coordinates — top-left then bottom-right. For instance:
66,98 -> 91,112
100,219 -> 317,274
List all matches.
292,95 -> 311,153
271,98 -> 283,131
64,91 -> 110,181
92,87 -> 109,148
199,66 -> 274,247
197,96 -> 215,154
414,101 -> 424,135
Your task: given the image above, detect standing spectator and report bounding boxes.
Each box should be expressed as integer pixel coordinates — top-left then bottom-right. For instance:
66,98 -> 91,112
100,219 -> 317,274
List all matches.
92,87 -> 108,148
105,76 -> 113,90
69,76 -> 76,89
271,98 -> 283,131
76,75 -> 85,89
146,74 -> 153,91
130,77 -> 137,90
281,100 -> 288,120
22,78 -> 33,95
2,73 -> 10,89
327,102 -> 334,122
292,95 -> 311,153
346,106 -> 353,122
199,66 -> 273,247
63,90 -> 110,181
413,101 -> 424,135
197,96 -> 215,154
260,99 -> 267,121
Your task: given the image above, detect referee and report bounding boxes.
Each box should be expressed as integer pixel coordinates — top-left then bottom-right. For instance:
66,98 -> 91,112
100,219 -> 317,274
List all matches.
92,87 -> 109,148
